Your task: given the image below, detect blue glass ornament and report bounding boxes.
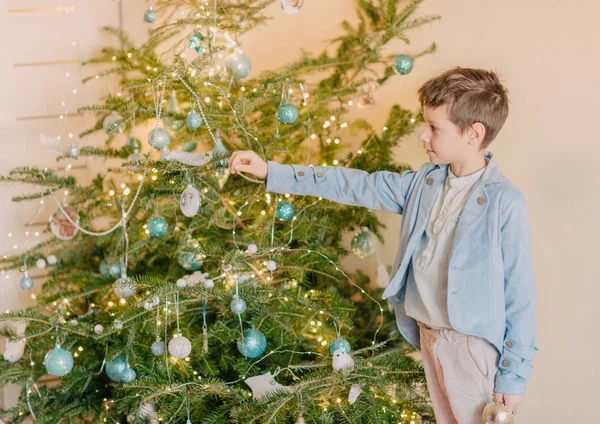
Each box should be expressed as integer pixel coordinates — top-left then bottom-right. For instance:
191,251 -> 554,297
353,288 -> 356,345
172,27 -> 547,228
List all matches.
186,111 -> 202,129
275,201 -> 296,222
99,260 -> 121,278
148,217 -> 168,239
329,337 -> 351,355
151,339 -> 165,356
177,238 -> 206,270
148,127 -> 171,149
351,230 -> 378,259
230,296 -> 247,314
124,137 -> 142,152
103,113 -> 125,135
277,104 -> 300,125
393,54 -> 414,75
226,53 -> 251,79
20,275 -> 33,291
182,141 -> 197,152
188,33 -> 205,53
237,328 -> 267,358
106,354 -> 128,382
121,367 -> 136,383
144,7 -> 157,23
44,344 -> 74,377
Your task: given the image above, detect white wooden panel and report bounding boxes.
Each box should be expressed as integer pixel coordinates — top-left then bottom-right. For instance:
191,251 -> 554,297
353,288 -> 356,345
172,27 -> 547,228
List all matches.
9,6 -> 81,64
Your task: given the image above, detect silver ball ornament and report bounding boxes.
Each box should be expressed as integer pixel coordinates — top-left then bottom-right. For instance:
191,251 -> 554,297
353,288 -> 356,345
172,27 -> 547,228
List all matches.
230,296 -> 247,314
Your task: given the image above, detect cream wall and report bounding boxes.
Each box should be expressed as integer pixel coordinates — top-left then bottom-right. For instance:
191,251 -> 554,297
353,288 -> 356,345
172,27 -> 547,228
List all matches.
2,0 -> 599,422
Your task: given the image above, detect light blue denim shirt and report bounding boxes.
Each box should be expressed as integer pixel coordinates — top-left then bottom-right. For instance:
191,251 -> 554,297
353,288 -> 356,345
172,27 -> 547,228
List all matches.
265,151 -> 537,394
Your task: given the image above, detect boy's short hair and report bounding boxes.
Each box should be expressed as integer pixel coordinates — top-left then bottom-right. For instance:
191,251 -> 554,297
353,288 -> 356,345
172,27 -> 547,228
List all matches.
418,68 -> 509,148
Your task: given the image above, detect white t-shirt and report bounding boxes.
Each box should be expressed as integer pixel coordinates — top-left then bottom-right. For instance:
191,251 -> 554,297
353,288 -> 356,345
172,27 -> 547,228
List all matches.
405,160 -> 488,329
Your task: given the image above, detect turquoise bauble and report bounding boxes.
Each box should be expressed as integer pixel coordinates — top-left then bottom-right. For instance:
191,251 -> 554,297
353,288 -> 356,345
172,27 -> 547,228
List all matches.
120,367 -> 137,383
177,238 -> 206,271
124,137 -> 142,152
44,345 -> 74,377
329,337 -> 351,355
182,141 -> 197,152
103,113 -> 125,135
351,230 -> 378,259
186,112 -> 202,129
148,217 -> 168,239
237,328 -> 267,358
230,296 -> 247,314
20,276 -> 33,291
148,127 -> 171,149
106,354 -> 128,382
275,201 -> 296,222
99,260 -> 121,278
144,7 -> 157,23
226,53 -> 251,78
177,254 -> 203,271
393,54 -> 414,75
277,103 -> 300,125
151,339 -> 165,356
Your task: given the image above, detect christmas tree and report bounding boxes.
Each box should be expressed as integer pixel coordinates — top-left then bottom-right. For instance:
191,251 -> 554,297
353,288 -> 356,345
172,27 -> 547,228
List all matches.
0,1 -> 439,422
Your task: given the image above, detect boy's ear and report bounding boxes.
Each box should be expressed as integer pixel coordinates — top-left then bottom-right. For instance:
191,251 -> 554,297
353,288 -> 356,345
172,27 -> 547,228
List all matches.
468,122 -> 486,146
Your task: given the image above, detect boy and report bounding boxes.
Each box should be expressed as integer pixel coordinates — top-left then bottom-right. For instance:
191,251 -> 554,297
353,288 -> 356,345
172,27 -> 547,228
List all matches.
229,68 -> 537,423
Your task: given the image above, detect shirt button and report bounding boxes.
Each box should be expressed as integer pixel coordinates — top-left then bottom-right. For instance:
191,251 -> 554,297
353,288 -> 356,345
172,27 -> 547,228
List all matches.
297,171 -> 305,176
506,341 -> 513,348
426,178 -> 433,185
477,197 -> 485,205
502,359 -> 510,367
316,172 -> 324,178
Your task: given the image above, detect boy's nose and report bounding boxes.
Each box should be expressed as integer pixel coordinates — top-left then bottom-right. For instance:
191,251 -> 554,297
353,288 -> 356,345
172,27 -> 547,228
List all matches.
419,131 -> 429,143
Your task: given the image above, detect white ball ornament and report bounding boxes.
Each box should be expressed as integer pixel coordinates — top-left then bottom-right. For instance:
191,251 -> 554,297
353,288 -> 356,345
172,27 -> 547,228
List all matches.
36,258 -> 47,269
247,244 -> 258,254
266,260 -> 277,271
168,332 -> 192,358
176,278 -> 188,288
94,324 -> 104,334
47,255 -> 57,265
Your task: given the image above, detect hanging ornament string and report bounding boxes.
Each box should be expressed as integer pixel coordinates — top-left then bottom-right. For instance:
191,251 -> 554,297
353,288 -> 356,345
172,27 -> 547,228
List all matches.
152,75 -> 167,128
232,267 -> 245,340
26,380 -> 37,420
50,164 -> 148,237
202,299 -> 208,354
164,297 -> 171,383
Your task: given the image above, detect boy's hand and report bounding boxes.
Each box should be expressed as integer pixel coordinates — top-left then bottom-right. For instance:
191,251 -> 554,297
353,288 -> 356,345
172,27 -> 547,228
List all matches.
494,392 -> 524,413
229,151 -> 268,179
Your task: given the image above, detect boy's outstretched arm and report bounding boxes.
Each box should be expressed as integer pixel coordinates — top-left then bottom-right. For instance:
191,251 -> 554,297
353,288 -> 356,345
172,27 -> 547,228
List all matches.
229,150 -> 416,214
494,194 -> 538,410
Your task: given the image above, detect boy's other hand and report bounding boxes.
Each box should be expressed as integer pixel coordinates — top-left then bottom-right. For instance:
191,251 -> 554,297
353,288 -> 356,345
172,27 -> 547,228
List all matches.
229,151 -> 268,179
494,392 -> 524,414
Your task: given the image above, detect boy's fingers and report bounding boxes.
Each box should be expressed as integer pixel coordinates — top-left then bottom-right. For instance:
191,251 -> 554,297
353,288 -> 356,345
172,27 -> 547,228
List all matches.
233,164 -> 254,175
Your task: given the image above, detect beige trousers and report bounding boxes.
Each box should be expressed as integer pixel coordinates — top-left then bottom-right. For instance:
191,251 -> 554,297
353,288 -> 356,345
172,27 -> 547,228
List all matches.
418,322 -> 500,424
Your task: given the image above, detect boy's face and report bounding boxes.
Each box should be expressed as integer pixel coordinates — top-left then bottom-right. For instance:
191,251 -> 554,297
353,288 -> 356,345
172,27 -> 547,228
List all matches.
419,105 -> 475,165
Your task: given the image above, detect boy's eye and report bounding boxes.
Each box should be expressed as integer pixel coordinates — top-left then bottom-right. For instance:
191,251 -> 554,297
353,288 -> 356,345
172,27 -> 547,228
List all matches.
430,125 -> 437,132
